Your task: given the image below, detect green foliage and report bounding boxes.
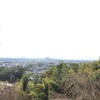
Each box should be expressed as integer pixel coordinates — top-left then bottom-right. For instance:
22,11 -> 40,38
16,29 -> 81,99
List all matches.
32,74 -> 41,84
49,79 -> 59,92
0,66 -> 25,83
69,63 -> 79,72
38,93 -> 48,100
22,73 -> 29,91
27,82 -> 35,92
91,69 -> 100,80
14,61 -> 100,100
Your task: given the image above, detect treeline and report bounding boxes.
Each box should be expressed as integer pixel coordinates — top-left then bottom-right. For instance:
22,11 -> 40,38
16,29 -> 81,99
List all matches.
0,66 -> 25,83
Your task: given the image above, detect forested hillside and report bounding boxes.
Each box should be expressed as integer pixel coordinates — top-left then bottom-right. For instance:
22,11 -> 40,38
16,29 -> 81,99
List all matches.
0,61 -> 100,100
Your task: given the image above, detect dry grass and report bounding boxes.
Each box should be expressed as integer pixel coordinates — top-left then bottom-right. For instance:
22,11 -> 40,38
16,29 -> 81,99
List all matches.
0,82 -> 31,100
0,82 -> 15,100
51,73 -> 100,100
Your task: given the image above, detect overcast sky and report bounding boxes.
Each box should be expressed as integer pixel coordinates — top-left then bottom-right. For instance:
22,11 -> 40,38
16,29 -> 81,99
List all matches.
0,0 -> 100,60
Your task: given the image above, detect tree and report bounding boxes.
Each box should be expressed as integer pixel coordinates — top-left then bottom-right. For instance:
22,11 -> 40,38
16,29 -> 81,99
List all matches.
22,73 -> 29,91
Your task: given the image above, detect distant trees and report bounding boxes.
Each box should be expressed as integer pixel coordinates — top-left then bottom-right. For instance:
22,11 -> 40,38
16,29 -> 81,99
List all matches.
0,66 -> 25,83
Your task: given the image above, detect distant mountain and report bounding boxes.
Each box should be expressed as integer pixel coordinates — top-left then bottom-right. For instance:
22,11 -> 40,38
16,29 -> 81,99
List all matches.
0,57 -> 93,63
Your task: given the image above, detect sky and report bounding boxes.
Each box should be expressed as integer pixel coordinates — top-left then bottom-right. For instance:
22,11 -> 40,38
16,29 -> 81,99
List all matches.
0,0 -> 100,60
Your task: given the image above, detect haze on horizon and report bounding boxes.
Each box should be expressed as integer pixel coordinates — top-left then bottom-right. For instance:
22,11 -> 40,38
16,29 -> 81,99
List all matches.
0,0 -> 100,60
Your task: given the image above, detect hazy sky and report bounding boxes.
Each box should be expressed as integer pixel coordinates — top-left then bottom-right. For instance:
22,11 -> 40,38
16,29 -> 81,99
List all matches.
0,0 -> 100,60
